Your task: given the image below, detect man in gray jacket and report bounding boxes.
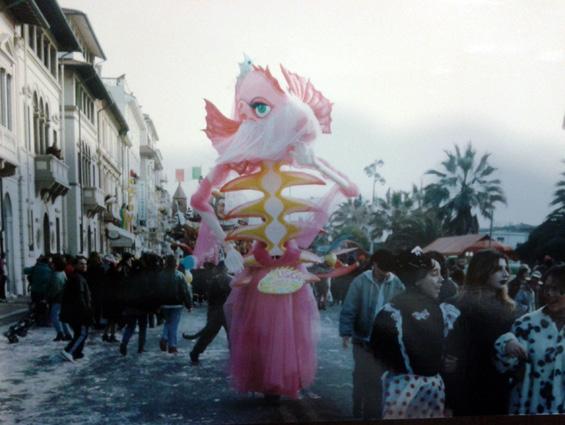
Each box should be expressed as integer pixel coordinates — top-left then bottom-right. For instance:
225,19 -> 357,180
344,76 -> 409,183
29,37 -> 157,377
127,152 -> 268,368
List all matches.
339,249 -> 405,419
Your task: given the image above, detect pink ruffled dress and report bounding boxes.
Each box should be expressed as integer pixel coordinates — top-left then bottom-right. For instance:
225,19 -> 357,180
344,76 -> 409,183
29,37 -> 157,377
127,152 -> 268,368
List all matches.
224,243 -> 320,398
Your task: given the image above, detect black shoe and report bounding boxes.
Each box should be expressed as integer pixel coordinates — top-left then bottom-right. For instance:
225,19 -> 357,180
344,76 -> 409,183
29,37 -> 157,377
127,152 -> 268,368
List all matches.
102,334 -> 109,342
63,334 -> 72,341
53,333 -> 64,342
119,343 -> 127,356
73,352 -> 84,360
263,394 -> 281,405
189,351 -> 199,364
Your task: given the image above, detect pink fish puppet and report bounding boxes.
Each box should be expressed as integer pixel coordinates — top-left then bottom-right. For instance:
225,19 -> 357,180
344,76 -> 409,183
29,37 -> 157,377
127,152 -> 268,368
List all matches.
191,57 -> 358,398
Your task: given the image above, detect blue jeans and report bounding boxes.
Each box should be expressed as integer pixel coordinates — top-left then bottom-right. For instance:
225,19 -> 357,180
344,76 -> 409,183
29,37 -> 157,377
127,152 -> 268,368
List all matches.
121,314 -> 148,351
161,307 -> 183,348
50,303 -> 71,336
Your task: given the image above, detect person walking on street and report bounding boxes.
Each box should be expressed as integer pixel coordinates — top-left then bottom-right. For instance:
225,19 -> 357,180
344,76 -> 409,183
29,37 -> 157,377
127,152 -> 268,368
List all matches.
184,262 -> 231,363
60,256 -> 92,361
339,249 -> 405,419
24,256 -> 53,326
159,255 -> 193,354
119,254 -> 161,356
47,254 -> 72,341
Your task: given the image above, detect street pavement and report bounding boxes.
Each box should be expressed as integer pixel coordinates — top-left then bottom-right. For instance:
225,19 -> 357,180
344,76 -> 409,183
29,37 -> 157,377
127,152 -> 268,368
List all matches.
0,303 -> 355,425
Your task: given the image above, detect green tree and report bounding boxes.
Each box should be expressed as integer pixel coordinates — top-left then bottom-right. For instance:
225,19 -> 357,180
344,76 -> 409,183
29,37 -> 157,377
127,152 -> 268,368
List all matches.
374,187 -> 445,250
330,195 -> 382,252
549,159 -> 565,218
364,159 -> 385,204
424,142 -> 506,235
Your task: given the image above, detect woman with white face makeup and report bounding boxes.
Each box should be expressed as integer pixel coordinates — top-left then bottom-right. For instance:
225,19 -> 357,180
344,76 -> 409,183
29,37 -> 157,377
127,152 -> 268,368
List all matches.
369,251 -> 460,419
445,249 -> 520,416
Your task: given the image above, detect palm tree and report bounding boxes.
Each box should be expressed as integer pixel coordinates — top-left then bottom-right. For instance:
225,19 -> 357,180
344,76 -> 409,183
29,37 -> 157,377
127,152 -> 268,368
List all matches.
330,195 -> 383,252
373,188 -> 445,250
364,159 -> 386,204
549,160 -> 565,218
424,142 -> 506,235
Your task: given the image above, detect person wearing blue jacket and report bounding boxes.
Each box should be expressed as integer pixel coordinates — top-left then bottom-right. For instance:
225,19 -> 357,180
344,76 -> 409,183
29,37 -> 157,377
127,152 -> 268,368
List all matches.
339,249 -> 405,419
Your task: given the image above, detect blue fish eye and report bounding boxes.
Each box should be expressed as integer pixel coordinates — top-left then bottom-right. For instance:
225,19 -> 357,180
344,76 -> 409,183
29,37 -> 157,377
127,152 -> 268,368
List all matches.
251,102 -> 271,118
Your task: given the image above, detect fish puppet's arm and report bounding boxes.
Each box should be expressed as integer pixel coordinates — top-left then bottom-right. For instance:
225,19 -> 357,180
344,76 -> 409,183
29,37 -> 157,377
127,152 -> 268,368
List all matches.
190,164 -> 244,273
291,142 -> 359,197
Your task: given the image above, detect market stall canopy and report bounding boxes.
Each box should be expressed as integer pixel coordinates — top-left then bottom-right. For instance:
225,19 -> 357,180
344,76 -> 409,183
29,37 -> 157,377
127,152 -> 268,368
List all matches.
423,234 -> 514,257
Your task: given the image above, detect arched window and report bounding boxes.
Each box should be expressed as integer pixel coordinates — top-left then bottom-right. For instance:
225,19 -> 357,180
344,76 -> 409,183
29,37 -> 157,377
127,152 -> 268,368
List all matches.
44,103 -> 50,151
39,98 -> 45,153
33,93 -> 39,154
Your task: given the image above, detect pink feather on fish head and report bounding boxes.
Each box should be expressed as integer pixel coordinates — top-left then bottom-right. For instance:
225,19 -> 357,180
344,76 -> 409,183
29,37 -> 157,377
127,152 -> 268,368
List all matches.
204,62 -> 333,165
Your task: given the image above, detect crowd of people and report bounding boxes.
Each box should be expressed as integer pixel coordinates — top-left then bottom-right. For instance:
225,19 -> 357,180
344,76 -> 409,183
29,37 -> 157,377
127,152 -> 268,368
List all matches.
23,251 -> 231,364
339,248 -> 564,419
14,244 -> 565,418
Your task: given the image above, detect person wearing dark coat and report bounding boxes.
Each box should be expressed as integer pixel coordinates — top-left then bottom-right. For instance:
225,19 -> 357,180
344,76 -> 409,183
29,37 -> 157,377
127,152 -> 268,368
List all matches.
444,249 -> 520,416
87,252 -> 106,329
184,262 -> 231,363
102,255 -> 131,343
158,255 -> 193,354
60,256 -> 92,361
119,253 -> 161,356
370,250 -> 460,419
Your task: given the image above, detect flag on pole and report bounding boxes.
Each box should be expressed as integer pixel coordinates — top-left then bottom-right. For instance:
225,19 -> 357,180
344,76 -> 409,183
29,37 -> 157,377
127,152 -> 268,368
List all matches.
192,166 -> 202,180
175,169 -> 185,183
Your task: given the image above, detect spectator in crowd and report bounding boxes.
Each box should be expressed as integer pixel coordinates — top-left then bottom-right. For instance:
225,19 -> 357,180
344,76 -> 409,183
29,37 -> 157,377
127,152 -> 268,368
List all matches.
101,254 -> 125,343
0,253 -> 7,302
428,251 -> 459,302
60,256 -> 92,362
159,255 -> 192,354
514,271 -> 542,314
87,252 -> 106,329
494,264 -> 565,414
119,253 -> 161,356
47,254 -> 71,342
24,256 -> 53,326
445,249 -> 520,416
339,249 -> 405,419
370,251 -> 459,419
447,256 -> 466,288
185,261 -> 231,364
508,264 -> 531,300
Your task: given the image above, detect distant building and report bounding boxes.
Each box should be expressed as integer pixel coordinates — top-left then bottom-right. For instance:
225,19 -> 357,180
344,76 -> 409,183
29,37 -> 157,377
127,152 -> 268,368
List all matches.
479,224 -> 535,249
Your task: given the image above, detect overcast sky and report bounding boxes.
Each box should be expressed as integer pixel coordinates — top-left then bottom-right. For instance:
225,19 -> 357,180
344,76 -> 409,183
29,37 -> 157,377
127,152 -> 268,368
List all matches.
61,0 -> 565,227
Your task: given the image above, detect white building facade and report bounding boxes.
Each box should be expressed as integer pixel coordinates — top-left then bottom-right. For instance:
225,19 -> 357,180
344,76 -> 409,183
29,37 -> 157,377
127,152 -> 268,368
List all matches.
0,1 -> 170,295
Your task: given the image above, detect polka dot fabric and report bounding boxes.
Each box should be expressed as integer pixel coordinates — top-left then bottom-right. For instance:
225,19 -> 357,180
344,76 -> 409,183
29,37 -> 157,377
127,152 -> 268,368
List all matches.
382,372 -> 445,419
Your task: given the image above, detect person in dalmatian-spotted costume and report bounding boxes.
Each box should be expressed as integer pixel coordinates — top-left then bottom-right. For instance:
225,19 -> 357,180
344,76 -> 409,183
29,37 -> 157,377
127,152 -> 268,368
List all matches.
369,249 -> 460,419
495,264 -> 565,415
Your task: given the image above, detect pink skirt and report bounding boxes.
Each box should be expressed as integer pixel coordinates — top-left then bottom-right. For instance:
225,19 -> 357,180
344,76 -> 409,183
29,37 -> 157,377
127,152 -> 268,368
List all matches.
224,269 -> 320,398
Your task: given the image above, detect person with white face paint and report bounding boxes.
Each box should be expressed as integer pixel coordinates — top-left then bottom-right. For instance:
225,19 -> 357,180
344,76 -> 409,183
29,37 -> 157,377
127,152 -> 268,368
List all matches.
369,251 -> 460,419
444,249 -> 520,416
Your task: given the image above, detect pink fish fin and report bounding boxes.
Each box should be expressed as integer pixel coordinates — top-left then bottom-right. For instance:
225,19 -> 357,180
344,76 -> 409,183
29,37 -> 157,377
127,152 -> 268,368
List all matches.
203,99 -> 241,150
252,65 -> 285,94
280,65 -> 333,134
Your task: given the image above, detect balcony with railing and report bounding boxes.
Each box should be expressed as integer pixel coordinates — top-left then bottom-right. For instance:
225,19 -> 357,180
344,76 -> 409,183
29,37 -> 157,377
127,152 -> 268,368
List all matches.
34,154 -> 69,200
82,187 -> 106,215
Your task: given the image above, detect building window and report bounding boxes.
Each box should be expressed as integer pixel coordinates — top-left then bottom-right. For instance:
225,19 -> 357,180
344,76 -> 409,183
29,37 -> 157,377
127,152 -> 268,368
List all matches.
27,210 -> 34,251
75,80 -> 95,123
0,70 -> 13,130
27,25 -> 34,50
